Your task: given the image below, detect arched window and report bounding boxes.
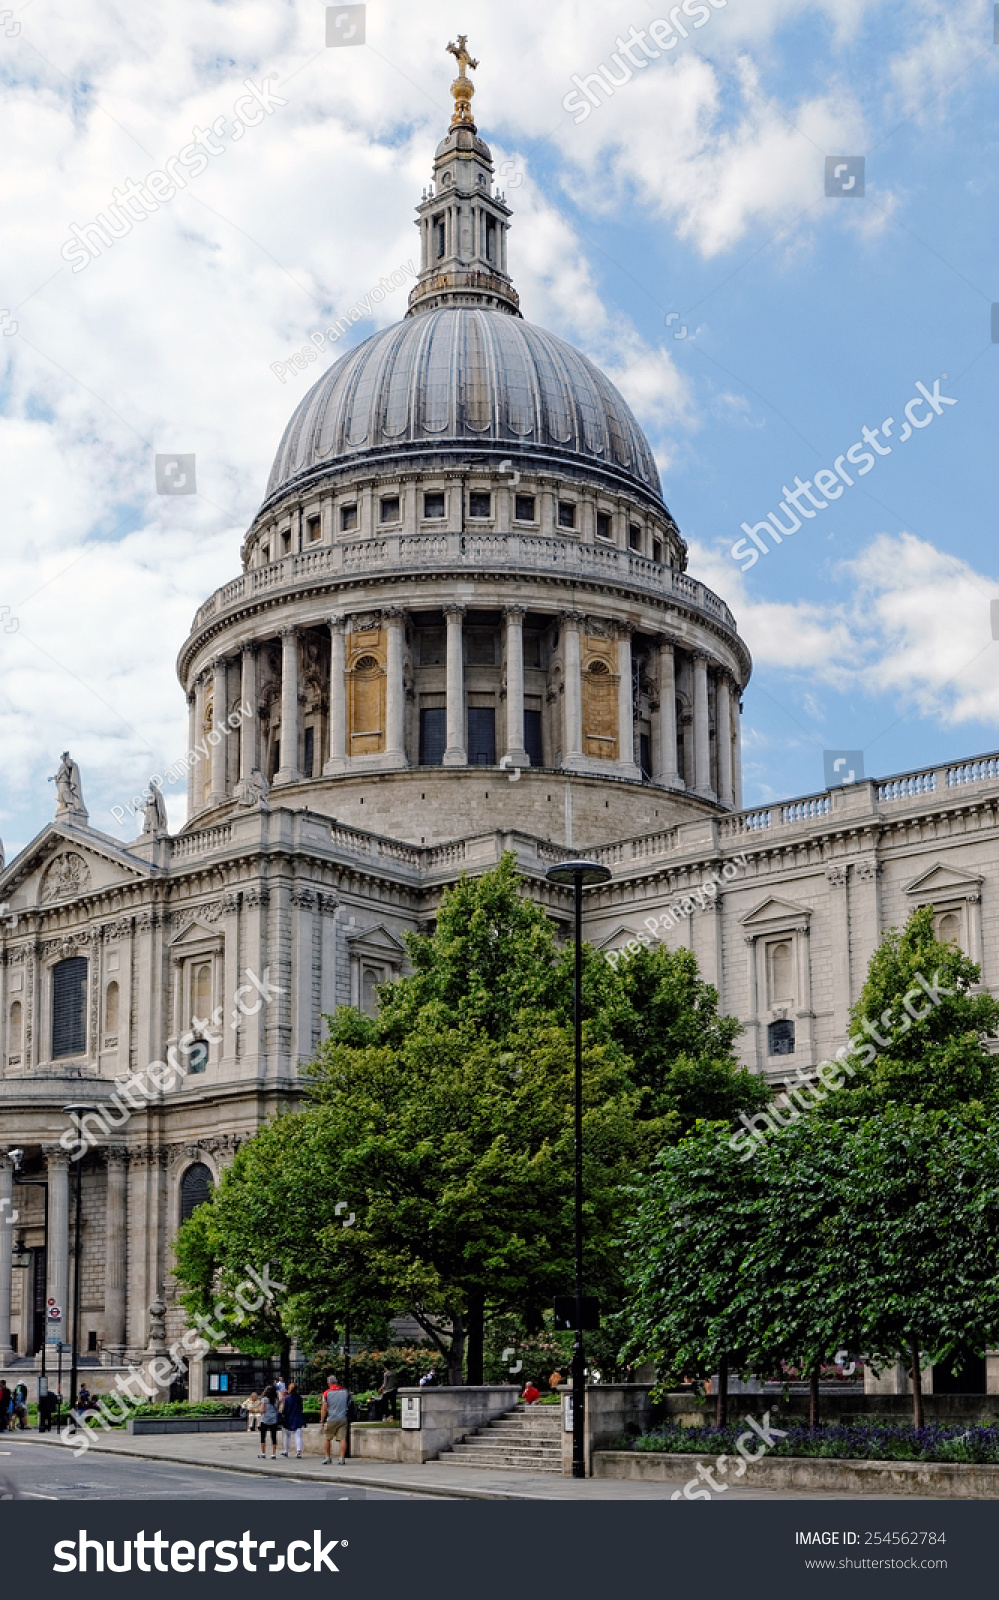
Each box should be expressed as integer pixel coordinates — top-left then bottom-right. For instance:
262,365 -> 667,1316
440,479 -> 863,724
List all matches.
588,659 -> 609,674
52,956 -> 88,1058
9,1000 -> 22,1054
354,654 -> 379,673
192,962 -> 212,1021
104,981 -> 119,1035
180,1163 -> 214,1222
768,941 -> 793,1004
187,1039 -> 209,1074
936,911 -> 961,947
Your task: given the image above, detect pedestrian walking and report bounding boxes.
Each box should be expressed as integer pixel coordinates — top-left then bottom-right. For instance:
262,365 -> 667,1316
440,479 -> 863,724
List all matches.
320,1373 -> 350,1466
280,1382 -> 305,1458
257,1386 -> 280,1459
245,1391 -> 263,1433
378,1366 -> 399,1421
11,1384 -> 28,1430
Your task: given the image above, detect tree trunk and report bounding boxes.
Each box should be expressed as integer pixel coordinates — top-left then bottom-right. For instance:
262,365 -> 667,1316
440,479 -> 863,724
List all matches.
446,1312 -> 464,1388
715,1356 -> 728,1428
809,1361 -> 820,1428
909,1339 -> 924,1430
465,1290 -> 484,1386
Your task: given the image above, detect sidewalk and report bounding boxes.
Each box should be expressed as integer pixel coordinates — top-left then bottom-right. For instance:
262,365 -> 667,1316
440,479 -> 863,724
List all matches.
11,1428 -> 905,1500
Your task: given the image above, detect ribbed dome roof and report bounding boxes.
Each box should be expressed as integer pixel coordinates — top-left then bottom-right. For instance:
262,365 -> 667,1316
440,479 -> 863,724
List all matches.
264,307 -> 663,504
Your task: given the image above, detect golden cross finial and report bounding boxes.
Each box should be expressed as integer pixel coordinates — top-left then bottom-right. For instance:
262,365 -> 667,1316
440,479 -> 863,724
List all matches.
446,34 -> 478,129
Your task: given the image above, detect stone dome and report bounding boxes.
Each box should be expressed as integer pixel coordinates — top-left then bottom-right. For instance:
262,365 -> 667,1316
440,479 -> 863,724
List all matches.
264,307 -> 664,508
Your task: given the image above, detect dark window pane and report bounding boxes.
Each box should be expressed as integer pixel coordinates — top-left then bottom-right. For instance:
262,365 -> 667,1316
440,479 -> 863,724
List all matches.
596,511 -> 612,539
525,709 -> 543,768
640,733 -> 652,781
419,628 -> 445,665
515,494 -> 535,522
767,1020 -> 795,1056
557,501 -> 576,529
379,496 -> 400,524
424,491 -> 445,519
180,1163 -> 214,1222
304,726 -> 315,778
467,708 -> 496,766
465,632 -> 495,665
188,1040 -> 209,1075
629,523 -> 642,551
524,633 -> 542,669
468,491 -> 491,519
52,956 -> 87,1058
270,738 -> 280,780
653,539 -> 663,563
340,503 -> 357,531
419,708 -> 446,766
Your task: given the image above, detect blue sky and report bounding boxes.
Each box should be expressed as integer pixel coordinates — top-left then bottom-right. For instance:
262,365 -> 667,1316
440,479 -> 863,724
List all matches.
0,0 -> 997,854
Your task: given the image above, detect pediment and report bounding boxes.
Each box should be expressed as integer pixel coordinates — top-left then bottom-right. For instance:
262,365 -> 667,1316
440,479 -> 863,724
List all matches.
904,862 -> 983,900
0,821 -> 155,912
169,918 -> 222,949
595,925 -> 639,951
346,923 -> 406,963
739,895 -> 812,930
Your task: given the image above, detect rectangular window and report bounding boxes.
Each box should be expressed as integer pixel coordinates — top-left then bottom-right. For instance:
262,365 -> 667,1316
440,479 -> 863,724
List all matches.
468,490 -> 491,519
423,491 -> 446,519
514,494 -> 536,523
596,512 -> 612,540
380,496 -> 400,524
304,726 -> 315,778
465,631 -> 496,665
467,707 -> 496,766
419,628 -> 446,665
525,709 -> 543,769
419,707 -> 446,765
653,538 -> 663,563
434,215 -> 446,258
87,1330 -> 98,1352
768,1020 -> 795,1056
281,529 -> 292,552
306,515 -> 321,543
557,500 -> 576,530
340,503 -> 358,532
52,956 -> 88,1058
270,737 -> 280,780
261,546 -> 270,564
629,523 -> 642,552
485,214 -> 497,264
524,632 -> 542,669
640,733 -> 652,781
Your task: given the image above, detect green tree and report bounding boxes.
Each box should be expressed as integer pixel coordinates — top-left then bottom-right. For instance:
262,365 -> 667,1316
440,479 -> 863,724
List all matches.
823,905 -> 999,1116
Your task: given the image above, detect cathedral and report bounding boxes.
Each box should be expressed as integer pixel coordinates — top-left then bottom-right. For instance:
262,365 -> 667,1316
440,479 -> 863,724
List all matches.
1,45 -> 997,1397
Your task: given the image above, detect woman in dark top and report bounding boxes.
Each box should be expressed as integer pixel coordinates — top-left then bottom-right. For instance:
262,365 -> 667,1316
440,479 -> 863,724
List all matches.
280,1382 -> 305,1458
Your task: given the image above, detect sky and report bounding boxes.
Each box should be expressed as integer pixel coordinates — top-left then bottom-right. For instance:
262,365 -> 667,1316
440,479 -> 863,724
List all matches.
1,0 -> 997,856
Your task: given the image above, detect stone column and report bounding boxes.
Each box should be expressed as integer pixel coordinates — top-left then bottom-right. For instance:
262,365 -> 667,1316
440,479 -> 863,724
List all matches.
503,606 -> 529,766
442,604 -> 467,766
653,639 -> 680,787
731,686 -> 743,810
717,675 -> 734,808
561,612 -> 583,766
616,626 -> 640,779
693,653 -> 714,800
186,690 -> 197,818
192,673 -> 207,812
324,614 -> 347,773
0,1154 -> 13,1364
104,1148 -> 128,1360
384,609 -> 407,763
274,626 -> 302,784
239,644 -> 258,783
209,657 -> 228,803
45,1147 -> 70,1351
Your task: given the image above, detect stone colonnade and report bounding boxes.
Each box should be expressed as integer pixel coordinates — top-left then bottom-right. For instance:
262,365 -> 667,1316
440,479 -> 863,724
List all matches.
187,609 -> 742,808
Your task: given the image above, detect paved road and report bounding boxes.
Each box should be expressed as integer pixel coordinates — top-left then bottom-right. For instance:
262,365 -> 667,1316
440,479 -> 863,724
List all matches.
0,1440 -> 423,1500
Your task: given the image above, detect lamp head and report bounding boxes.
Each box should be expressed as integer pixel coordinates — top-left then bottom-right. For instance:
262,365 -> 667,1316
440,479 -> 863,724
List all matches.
545,859 -> 612,889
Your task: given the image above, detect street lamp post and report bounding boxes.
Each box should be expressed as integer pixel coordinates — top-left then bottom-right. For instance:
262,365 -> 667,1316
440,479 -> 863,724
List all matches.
62,1107 -> 99,1413
545,858 -> 611,1479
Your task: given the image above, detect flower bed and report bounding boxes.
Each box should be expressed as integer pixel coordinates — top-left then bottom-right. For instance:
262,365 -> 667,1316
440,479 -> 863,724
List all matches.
625,1420 -> 999,1464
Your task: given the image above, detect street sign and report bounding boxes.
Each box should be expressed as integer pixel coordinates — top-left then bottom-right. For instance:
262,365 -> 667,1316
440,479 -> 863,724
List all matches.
400,1396 -> 421,1430
553,1295 -> 600,1331
47,1305 -> 62,1321
562,1395 -> 573,1433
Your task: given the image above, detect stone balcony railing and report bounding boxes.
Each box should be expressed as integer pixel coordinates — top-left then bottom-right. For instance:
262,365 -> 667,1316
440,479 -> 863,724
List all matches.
188,532 -> 739,638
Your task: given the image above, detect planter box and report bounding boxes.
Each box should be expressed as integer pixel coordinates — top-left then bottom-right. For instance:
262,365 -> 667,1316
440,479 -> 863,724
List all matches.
594,1450 -> 999,1500
128,1416 -> 247,1435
